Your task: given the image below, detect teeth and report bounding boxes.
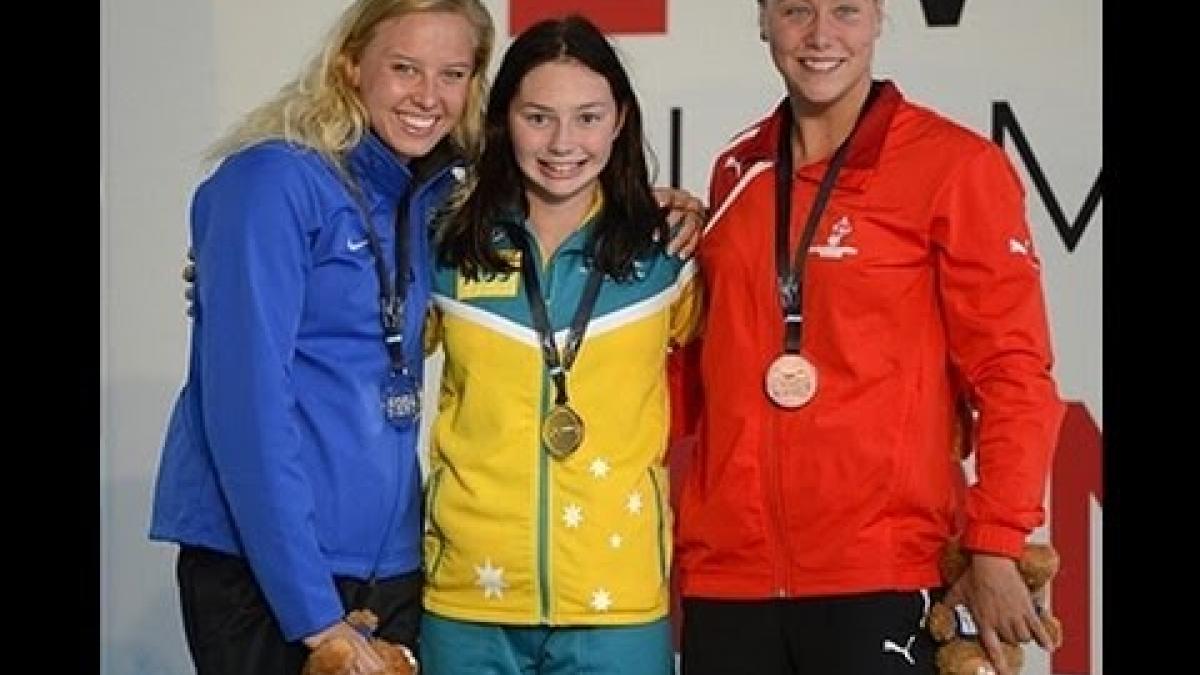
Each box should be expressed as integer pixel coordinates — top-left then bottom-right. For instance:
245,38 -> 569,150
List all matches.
802,59 -> 841,72
399,114 -> 436,130
540,160 -> 584,178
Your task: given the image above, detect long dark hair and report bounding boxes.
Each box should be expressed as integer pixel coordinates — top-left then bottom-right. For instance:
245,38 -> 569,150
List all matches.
437,13 -> 666,281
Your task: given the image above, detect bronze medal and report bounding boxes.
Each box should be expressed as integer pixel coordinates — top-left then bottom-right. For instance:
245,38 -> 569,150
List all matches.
767,92 -> 879,414
542,404 -> 585,459
764,353 -> 818,408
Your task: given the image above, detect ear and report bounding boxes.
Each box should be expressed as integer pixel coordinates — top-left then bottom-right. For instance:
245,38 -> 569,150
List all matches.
340,53 -> 361,89
613,104 -> 628,139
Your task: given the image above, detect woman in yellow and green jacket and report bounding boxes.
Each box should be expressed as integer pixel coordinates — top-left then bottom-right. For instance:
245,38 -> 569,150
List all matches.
420,14 -> 702,675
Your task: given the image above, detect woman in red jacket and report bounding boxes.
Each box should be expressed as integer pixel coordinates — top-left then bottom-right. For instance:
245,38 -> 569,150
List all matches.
673,2 -> 1064,674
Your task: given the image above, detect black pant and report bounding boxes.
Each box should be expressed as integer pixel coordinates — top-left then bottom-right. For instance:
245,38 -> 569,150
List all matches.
681,590 -> 940,675
176,546 -> 422,675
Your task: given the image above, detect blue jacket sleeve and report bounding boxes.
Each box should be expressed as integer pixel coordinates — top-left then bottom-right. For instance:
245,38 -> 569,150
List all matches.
191,146 -> 343,641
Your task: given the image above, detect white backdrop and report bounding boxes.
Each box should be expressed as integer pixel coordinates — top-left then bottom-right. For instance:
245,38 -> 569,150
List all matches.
99,1 -> 1102,673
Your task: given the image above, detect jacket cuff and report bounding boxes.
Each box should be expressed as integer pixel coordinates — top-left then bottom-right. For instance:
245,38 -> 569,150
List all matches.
960,523 -> 1027,560
280,600 -> 344,643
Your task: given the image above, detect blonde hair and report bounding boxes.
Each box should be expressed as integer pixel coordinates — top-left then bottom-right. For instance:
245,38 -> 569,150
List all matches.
208,0 -> 494,171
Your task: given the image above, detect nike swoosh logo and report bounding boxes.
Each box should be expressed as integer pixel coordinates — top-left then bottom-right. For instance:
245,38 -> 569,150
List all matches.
347,239 -> 370,252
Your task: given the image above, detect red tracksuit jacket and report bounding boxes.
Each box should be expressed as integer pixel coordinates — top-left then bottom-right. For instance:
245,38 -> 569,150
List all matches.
671,80 -> 1064,600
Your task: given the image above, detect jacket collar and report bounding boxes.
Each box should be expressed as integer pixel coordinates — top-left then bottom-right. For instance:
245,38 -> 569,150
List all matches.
740,79 -> 903,191
347,130 -> 412,204
347,133 -> 464,207
495,188 -> 605,256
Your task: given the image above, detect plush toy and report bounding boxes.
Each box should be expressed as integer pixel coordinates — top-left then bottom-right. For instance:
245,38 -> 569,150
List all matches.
301,609 -> 418,675
928,541 -> 1063,675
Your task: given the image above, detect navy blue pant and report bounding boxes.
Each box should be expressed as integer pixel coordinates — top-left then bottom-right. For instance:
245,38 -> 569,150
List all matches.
176,546 -> 422,675
681,590 -> 940,675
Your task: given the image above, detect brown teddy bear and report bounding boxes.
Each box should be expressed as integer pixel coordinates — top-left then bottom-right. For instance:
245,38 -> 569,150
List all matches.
301,609 -> 418,675
928,541 -> 1063,675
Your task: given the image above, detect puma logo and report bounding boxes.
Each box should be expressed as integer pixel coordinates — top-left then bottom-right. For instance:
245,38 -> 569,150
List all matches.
1008,236 -> 1043,270
882,635 -> 917,666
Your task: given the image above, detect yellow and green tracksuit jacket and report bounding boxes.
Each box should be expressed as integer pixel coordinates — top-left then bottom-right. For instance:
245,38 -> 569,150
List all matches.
423,204 -> 702,626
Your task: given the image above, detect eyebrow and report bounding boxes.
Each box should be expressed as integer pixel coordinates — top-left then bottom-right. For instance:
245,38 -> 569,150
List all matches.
518,101 -> 611,112
383,52 -> 473,69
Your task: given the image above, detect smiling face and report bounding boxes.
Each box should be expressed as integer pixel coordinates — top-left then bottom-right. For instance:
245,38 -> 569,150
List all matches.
508,58 -> 623,212
759,0 -> 881,115
347,11 -> 477,159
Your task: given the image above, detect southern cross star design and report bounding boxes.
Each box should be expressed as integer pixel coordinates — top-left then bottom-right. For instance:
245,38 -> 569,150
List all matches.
589,457 -> 611,479
563,503 -> 584,528
591,588 -> 613,612
626,491 -> 643,515
474,558 -> 508,599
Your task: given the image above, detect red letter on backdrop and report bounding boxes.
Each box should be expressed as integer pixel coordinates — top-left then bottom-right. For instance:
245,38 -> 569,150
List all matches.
509,0 -> 667,35
1051,403 -> 1102,675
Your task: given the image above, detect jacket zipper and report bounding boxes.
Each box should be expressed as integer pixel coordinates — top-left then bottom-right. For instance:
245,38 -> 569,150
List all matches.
536,248 -> 556,623
764,164 -> 806,599
365,165 -> 454,591
537,380 -> 551,622
766,395 -> 792,597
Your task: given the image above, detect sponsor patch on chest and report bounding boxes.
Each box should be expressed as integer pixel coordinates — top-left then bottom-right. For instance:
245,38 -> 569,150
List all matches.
808,215 -> 859,260
456,250 -> 521,299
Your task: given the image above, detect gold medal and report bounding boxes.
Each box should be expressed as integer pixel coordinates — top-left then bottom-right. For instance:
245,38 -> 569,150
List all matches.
542,404 -> 585,459
764,353 -> 818,408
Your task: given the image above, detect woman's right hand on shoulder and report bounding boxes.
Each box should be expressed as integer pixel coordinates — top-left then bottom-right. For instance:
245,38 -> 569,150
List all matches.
183,247 -> 196,317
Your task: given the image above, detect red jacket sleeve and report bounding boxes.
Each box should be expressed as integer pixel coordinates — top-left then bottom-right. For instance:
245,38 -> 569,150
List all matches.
667,149 -> 745,446
931,142 -> 1066,559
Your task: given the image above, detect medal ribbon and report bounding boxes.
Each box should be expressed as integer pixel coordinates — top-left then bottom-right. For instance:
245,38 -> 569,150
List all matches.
343,177 -> 414,609
503,223 -> 605,407
347,184 -> 414,380
775,82 -> 882,354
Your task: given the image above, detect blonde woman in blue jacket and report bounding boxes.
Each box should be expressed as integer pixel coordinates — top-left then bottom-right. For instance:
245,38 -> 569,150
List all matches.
149,2 -> 494,673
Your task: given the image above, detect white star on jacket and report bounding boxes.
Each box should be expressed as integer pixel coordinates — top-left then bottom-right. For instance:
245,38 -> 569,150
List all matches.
589,457 -> 611,479
591,588 -> 613,612
474,558 -> 508,599
609,533 -> 623,548
626,491 -> 643,515
563,503 -> 584,528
